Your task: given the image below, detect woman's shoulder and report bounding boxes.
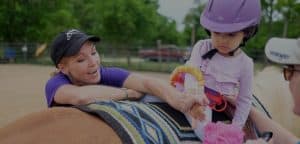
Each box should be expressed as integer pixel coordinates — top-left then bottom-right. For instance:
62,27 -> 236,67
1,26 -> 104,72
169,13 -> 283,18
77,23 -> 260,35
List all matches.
46,72 -> 70,85
100,67 -> 130,81
100,67 -> 129,74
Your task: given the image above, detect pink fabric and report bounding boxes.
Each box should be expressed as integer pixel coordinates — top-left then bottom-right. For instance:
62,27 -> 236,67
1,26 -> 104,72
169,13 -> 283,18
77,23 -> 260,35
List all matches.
203,122 -> 244,144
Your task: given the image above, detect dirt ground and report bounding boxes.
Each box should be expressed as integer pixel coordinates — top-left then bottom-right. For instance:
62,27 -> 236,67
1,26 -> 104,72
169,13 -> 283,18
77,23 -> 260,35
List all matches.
0,64 -> 299,137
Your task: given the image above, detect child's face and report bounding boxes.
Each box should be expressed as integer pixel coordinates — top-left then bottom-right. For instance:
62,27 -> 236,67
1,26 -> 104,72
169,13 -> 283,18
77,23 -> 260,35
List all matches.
211,31 -> 244,55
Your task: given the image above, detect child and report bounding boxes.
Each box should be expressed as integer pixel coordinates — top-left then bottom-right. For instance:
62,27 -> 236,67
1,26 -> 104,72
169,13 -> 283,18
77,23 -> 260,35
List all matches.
184,0 -> 262,140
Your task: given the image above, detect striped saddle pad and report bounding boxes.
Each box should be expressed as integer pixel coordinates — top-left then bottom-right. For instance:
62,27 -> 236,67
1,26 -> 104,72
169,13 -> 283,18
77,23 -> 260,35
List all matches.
76,96 -> 269,144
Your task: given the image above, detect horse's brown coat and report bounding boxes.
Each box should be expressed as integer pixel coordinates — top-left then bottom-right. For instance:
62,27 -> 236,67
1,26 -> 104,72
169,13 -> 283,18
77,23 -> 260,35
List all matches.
0,107 -> 121,144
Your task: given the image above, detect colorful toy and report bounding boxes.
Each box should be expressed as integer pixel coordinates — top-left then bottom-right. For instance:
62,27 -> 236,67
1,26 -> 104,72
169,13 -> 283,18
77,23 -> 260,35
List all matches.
170,65 -> 206,121
205,87 -> 227,112
170,65 -> 205,87
170,65 -> 227,112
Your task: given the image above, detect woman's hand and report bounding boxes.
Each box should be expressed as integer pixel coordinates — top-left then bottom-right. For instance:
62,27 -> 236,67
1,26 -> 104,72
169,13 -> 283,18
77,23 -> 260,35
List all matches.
167,91 -> 208,115
184,89 -> 209,128
189,103 -> 206,128
185,89 -> 209,118
125,89 -> 145,101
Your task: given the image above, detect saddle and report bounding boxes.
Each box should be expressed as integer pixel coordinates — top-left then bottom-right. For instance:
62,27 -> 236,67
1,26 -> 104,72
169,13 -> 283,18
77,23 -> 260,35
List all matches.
75,95 -> 270,144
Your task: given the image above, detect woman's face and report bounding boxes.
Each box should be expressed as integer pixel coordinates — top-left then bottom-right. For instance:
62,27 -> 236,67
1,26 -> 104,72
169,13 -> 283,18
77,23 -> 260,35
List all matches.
58,41 -> 101,85
211,31 -> 244,55
289,65 -> 300,116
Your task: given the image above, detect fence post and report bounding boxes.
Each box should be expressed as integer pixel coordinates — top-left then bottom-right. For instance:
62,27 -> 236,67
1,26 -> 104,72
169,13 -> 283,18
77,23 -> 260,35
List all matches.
21,44 -> 28,62
157,40 -> 162,71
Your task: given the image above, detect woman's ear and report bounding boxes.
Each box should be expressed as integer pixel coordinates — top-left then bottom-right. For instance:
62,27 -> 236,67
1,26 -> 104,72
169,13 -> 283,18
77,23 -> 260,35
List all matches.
57,62 -> 68,75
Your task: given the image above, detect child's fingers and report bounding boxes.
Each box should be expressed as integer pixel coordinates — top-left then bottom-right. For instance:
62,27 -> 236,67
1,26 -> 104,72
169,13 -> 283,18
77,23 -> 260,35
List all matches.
190,104 -> 206,121
201,96 -> 209,106
191,118 -> 198,129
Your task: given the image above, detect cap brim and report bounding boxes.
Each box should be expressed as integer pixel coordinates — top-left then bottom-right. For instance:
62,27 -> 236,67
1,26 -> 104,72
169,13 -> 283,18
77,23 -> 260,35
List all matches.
200,14 -> 258,33
265,37 -> 300,65
87,35 -> 101,42
65,35 -> 101,56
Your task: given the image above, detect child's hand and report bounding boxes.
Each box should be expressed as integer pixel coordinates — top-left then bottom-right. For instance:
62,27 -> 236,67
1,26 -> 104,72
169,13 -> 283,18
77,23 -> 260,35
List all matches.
184,86 -> 209,128
190,103 -> 206,121
186,90 -> 209,128
189,103 -> 206,129
190,97 -> 208,129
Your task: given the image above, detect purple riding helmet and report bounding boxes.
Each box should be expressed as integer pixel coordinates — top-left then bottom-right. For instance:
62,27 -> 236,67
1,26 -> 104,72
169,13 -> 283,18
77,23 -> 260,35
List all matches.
200,0 -> 262,58
200,0 -> 261,33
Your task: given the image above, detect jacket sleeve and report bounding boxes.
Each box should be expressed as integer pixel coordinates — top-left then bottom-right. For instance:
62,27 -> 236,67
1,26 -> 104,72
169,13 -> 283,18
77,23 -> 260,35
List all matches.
232,59 -> 254,128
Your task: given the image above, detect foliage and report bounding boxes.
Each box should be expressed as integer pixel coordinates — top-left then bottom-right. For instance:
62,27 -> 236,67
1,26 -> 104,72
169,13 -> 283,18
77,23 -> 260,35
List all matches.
0,0 -> 79,42
0,0 -> 299,63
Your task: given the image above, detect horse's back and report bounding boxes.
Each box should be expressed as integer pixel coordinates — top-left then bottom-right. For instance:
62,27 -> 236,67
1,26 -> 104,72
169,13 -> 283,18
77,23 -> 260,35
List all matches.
0,107 -> 121,144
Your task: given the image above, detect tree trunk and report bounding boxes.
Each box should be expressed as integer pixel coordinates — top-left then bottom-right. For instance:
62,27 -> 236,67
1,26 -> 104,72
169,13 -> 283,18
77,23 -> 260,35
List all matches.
282,17 -> 289,37
191,25 -> 196,47
126,50 -> 131,66
264,0 -> 275,65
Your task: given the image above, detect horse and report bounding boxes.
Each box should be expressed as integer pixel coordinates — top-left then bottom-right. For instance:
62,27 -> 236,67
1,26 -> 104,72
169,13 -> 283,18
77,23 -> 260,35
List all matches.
0,96 -> 270,144
0,65 -> 272,144
0,107 -> 121,144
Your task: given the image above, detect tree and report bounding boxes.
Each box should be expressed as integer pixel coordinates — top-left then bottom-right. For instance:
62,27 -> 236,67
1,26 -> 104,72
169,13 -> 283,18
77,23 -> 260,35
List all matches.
0,0 -> 78,43
275,0 -> 300,37
183,4 -> 207,47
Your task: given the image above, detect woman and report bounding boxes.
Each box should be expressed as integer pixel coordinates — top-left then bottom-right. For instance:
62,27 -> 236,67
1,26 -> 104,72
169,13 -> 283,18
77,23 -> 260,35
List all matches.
46,29 -> 203,115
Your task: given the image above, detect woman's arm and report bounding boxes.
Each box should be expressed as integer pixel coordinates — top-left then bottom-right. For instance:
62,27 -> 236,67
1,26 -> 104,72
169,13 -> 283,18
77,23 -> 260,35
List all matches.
249,107 -> 299,144
123,73 -> 202,113
226,96 -> 299,144
54,84 -> 143,105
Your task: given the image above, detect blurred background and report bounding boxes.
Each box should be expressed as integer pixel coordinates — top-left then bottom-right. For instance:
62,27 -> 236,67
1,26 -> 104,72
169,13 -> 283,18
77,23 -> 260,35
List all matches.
0,0 -> 299,136
0,0 -> 299,72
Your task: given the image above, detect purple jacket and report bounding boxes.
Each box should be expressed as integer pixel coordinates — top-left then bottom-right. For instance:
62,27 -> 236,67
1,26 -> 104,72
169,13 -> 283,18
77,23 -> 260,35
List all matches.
45,67 -> 129,107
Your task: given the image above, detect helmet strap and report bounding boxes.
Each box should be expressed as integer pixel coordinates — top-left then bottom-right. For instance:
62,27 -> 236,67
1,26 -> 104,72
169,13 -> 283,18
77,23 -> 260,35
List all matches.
202,49 -> 218,60
202,46 -> 241,60
228,47 -> 240,56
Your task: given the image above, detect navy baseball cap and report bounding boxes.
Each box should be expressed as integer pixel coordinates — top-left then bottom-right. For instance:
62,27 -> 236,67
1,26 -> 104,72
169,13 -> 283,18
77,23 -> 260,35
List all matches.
50,29 -> 100,67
